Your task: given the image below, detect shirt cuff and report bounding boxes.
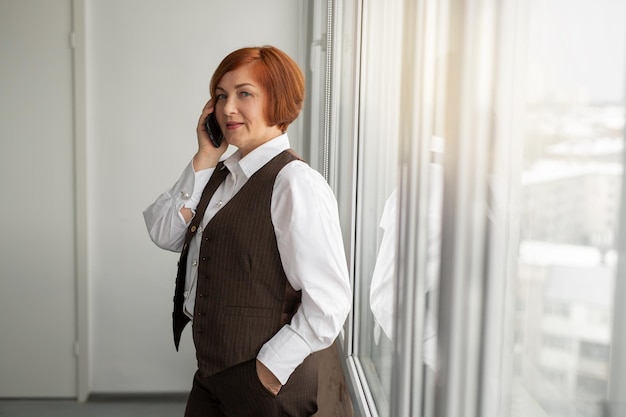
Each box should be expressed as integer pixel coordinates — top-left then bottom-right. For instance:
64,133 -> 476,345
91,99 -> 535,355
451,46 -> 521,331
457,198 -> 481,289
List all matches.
257,326 -> 313,385
182,166 -> 213,210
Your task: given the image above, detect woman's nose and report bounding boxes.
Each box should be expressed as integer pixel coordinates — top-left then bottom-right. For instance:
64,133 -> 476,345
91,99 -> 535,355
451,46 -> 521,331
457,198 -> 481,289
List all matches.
222,96 -> 237,114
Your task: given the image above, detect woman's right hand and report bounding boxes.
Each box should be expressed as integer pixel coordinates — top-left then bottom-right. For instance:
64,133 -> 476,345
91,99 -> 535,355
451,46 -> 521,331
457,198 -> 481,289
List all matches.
193,99 -> 228,171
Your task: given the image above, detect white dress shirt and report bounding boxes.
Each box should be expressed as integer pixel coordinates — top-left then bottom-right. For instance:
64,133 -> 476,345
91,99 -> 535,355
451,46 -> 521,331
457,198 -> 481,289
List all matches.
143,134 -> 352,384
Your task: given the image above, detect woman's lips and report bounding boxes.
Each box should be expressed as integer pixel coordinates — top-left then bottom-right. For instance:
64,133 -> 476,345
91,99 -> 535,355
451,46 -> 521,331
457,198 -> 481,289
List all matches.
226,122 -> 243,130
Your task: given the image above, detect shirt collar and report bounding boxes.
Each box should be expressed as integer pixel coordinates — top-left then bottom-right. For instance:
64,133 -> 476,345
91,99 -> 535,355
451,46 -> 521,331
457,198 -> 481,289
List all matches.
223,133 -> 291,179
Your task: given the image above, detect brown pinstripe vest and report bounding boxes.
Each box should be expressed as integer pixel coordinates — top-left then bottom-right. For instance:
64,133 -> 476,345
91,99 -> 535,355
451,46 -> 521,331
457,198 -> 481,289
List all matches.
173,149 -> 303,377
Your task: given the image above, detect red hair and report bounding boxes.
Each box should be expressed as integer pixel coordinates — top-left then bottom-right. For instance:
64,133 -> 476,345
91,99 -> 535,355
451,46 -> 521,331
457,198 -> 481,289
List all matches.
210,46 -> 305,133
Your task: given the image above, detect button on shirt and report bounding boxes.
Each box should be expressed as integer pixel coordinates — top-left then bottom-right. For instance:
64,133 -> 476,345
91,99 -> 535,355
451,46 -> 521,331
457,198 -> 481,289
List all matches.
143,134 -> 352,384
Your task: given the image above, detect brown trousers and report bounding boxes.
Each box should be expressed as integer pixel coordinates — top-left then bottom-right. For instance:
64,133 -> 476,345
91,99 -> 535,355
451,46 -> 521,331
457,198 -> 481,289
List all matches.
184,355 -> 318,417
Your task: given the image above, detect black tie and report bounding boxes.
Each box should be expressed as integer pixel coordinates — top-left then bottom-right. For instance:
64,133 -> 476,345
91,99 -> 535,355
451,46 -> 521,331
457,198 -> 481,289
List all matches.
172,162 -> 230,350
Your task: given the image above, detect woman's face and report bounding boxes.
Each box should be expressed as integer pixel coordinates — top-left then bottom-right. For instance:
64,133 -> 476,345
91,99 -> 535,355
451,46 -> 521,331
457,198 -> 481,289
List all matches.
214,64 -> 282,156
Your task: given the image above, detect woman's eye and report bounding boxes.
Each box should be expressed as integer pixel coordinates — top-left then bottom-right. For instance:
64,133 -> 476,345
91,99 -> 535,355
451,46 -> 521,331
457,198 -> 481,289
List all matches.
239,91 -> 251,97
216,94 -> 226,100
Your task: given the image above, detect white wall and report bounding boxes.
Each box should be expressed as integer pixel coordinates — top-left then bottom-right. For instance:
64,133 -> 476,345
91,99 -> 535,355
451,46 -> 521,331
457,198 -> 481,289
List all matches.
0,0 -> 77,398
86,0 -> 306,393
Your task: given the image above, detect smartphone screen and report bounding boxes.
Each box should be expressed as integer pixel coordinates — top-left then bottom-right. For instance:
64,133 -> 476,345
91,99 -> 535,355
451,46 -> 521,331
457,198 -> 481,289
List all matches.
205,113 -> 224,147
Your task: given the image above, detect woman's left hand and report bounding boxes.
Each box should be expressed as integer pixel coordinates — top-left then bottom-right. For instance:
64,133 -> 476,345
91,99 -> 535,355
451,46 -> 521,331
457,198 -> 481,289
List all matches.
256,359 -> 282,396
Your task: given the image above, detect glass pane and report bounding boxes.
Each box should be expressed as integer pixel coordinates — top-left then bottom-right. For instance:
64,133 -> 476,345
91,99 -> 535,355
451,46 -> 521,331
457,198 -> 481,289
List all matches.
351,1 -> 404,415
512,1 -> 625,416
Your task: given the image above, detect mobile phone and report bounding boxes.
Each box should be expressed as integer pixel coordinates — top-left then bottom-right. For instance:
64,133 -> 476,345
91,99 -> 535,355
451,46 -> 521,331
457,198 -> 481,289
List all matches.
205,112 -> 224,148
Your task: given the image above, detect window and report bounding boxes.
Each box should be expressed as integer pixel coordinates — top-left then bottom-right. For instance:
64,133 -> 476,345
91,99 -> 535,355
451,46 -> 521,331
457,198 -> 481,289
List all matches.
331,0 -> 407,415
542,334 -> 574,352
307,0 -> 626,416
580,341 -> 610,362
512,1 -> 624,416
544,302 -> 570,319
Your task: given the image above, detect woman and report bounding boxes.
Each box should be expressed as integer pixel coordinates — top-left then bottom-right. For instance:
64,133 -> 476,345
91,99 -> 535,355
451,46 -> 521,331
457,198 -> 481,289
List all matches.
143,46 -> 351,417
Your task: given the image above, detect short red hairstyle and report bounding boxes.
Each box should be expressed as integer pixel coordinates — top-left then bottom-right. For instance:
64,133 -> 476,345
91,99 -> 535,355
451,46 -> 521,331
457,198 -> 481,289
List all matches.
210,46 -> 305,133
